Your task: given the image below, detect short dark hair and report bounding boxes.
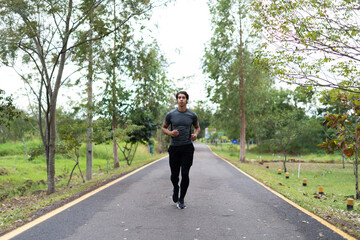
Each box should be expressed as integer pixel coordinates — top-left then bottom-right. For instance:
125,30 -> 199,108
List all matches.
176,90 -> 189,100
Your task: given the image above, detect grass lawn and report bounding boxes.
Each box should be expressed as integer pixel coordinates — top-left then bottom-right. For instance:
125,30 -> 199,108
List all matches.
209,144 -> 360,239
0,142 -> 163,199
212,142 -> 345,163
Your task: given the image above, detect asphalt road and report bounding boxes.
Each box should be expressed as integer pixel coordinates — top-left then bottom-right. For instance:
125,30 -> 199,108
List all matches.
10,143 -> 347,240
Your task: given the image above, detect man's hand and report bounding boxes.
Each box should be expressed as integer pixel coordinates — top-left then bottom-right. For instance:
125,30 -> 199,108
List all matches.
191,133 -> 197,141
162,123 -> 179,137
170,130 -> 179,137
191,124 -> 200,141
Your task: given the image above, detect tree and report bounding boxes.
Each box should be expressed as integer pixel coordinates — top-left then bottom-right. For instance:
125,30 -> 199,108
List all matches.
8,111 -> 38,155
204,0 -> 272,161
289,117 -> 327,154
93,117 -> 113,172
129,41 -> 172,153
155,96 -> 175,153
113,122 -> 141,166
268,110 -> 301,173
97,81 -> 130,168
130,42 -> 170,118
0,0 -> 164,194
319,90 -> 360,199
94,0 -> 165,168
192,101 -> 213,139
57,108 -> 87,186
251,0 -> 360,93
0,90 -> 19,127
71,0 -> 100,181
115,109 -> 156,166
253,88 -> 312,155
128,108 -> 156,145
0,89 -> 21,143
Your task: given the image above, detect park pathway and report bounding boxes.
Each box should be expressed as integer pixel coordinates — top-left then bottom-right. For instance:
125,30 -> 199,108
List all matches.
7,143 -> 348,240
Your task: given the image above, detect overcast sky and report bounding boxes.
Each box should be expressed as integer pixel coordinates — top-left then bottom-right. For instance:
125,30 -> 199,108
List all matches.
150,0 -> 212,104
0,0 -> 212,109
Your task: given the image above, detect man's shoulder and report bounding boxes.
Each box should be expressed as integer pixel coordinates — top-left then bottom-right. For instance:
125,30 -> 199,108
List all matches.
167,109 -> 178,115
187,109 -> 198,117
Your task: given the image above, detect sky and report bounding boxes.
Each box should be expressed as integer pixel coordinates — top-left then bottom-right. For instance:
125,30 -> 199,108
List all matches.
150,0 -> 212,104
0,0 -> 212,109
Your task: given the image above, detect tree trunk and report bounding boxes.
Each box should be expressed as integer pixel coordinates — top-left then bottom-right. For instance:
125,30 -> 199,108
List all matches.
239,15 -> 246,162
0,126 -> 6,143
283,151 -> 287,173
67,162 -> 78,187
86,15 -> 94,181
247,140 -> 250,151
38,89 -> 52,193
45,0 -> 72,195
47,101 -> 57,194
355,121 -> 359,199
113,137 -> 119,168
342,154 -> 345,169
86,123 -> 93,181
21,130 -> 27,155
112,117 -> 119,168
355,156 -> 359,199
111,1 -> 119,169
46,65 -> 64,194
157,128 -> 162,153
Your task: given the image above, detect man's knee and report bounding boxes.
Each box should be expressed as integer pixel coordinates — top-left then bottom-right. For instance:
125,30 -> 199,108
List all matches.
171,175 -> 179,182
181,171 -> 190,180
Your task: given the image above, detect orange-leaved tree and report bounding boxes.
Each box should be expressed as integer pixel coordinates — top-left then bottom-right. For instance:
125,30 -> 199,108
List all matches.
319,90 -> 360,199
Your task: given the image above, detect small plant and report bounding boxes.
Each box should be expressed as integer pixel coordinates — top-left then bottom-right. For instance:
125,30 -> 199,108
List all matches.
227,144 -> 237,152
320,169 -> 332,177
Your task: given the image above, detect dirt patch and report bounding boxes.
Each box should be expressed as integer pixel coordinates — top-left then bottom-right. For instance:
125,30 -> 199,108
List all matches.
319,209 -> 360,238
0,168 -> 9,176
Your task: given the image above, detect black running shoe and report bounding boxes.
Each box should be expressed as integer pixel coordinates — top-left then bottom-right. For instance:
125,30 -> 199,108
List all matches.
172,187 -> 179,203
177,199 -> 186,209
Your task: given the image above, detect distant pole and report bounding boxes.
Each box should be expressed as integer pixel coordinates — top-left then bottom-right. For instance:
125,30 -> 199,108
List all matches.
86,9 -> 94,181
238,7 -> 246,163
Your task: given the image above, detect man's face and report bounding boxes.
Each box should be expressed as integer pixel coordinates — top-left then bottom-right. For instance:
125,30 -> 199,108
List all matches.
177,93 -> 188,106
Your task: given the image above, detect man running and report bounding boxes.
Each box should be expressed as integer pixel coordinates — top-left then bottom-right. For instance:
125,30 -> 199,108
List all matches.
162,90 -> 201,209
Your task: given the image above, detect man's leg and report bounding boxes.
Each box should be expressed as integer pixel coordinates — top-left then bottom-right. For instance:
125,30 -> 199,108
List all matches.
179,149 -> 194,201
169,147 -> 181,203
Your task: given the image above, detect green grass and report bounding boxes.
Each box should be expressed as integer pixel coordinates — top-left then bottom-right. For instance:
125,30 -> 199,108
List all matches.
212,143 -> 344,163
0,140 -> 42,156
209,144 -> 360,238
0,140 -> 165,200
237,162 -> 355,207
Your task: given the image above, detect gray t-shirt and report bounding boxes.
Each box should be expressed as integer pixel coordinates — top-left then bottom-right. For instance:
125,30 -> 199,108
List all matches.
164,108 -> 199,146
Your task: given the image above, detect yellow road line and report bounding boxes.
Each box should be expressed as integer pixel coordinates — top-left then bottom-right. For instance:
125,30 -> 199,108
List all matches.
1,157 -> 166,240
207,145 -> 356,240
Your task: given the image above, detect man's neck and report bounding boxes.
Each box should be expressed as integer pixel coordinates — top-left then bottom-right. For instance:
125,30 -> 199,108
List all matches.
177,105 -> 187,112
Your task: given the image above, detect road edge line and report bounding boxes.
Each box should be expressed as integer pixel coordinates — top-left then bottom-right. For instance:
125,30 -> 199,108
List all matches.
207,145 -> 356,240
1,156 -> 166,240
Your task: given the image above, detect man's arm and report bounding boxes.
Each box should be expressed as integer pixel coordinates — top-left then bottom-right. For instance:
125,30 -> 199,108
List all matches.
162,122 -> 179,137
191,124 -> 201,141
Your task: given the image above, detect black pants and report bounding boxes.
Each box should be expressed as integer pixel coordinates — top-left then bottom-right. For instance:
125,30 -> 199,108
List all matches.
168,143 -> 195,200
